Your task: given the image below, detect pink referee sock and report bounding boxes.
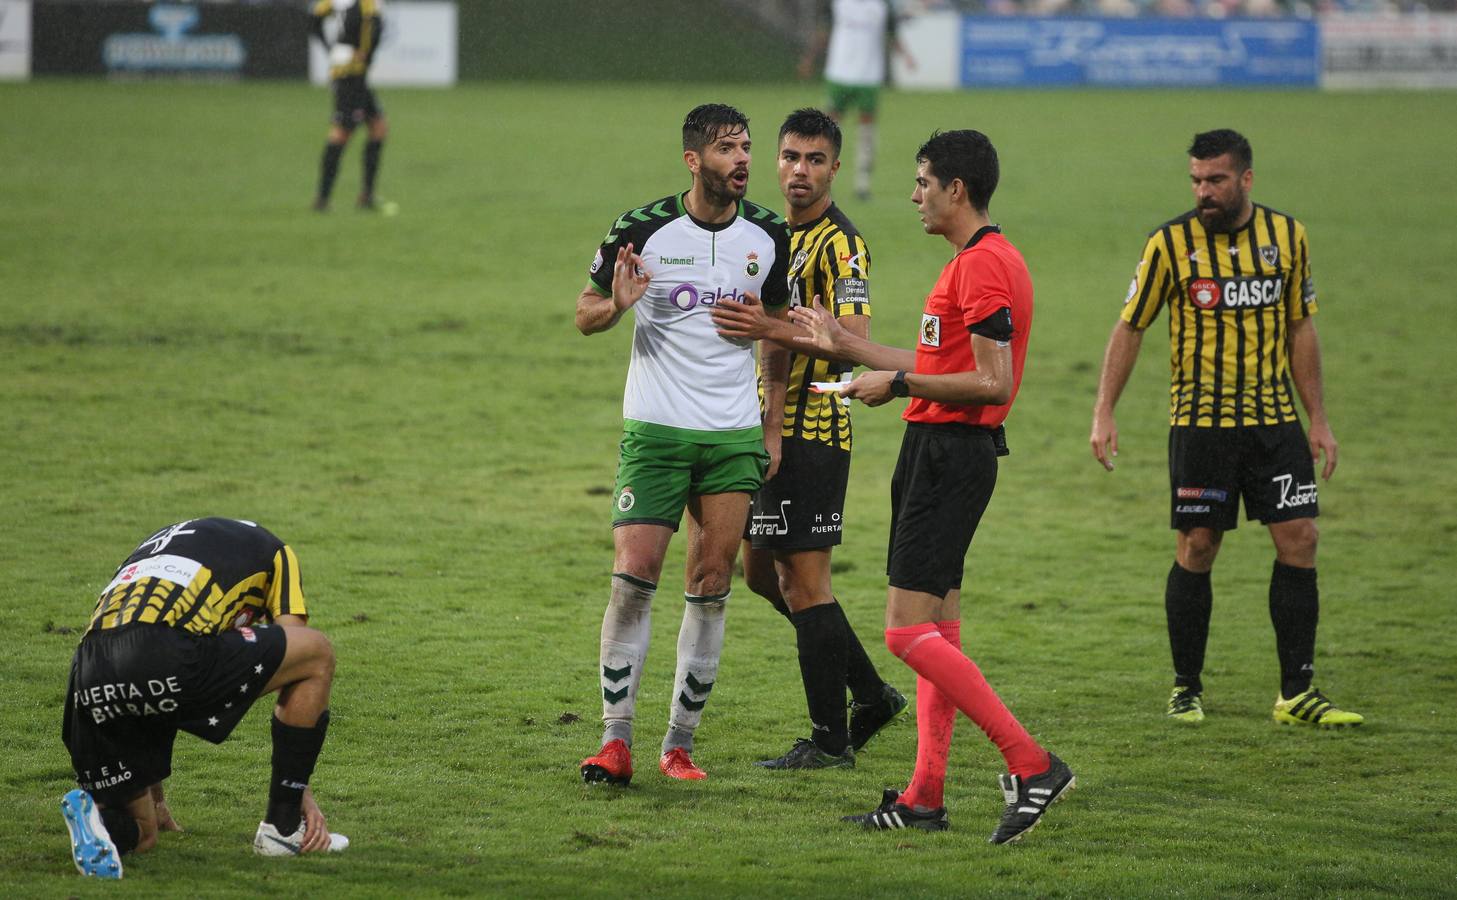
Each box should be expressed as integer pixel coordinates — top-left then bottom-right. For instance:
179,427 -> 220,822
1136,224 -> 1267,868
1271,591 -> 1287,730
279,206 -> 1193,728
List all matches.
899,620 -> 960,811
885,622 -> 1048,798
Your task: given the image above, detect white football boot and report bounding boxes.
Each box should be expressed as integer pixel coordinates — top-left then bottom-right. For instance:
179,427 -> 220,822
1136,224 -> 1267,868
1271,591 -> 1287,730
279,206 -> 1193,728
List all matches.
253,820 -> 350,856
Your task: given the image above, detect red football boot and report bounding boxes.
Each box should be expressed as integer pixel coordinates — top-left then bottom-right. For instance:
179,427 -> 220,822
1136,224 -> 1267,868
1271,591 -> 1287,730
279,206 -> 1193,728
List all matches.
581,739 -> 633,786
659,748 -> 707,780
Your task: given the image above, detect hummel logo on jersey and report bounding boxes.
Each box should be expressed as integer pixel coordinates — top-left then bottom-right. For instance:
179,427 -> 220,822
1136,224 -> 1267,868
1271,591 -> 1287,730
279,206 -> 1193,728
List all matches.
659,256 -> 695,265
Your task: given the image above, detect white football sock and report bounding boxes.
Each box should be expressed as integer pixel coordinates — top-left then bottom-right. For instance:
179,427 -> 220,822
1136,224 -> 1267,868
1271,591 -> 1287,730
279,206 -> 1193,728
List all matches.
600,573 -> 655,746
663,592 -> 728,754
856,122 -> 877,196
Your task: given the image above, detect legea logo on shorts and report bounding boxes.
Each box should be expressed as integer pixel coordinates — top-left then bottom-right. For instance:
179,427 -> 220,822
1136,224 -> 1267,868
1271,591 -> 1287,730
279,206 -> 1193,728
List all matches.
668,284 -> 750,312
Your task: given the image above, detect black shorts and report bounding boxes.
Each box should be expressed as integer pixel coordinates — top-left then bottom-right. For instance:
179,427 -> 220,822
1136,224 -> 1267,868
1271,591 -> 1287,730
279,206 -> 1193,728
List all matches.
331,76 -> 382,129
747,437 -> 851,551
886,422 -> 999,597
1169,422 -> 1319,531
62,623 -> 287,807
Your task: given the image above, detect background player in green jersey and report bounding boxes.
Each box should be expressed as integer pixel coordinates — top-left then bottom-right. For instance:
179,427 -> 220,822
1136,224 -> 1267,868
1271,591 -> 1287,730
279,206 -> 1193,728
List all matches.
576,104 -> 791,785
1090,130 -> 1362,729
712,108 -> 905,770
799,0 -> 915,201
60,518 -> 345,879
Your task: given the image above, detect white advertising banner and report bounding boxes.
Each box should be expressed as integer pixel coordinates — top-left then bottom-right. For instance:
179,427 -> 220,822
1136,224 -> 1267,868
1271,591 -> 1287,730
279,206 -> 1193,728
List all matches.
892,10 -> 960,90
0,0 -> 31,81
1322,13 -> 1457,89
310,0 -> 456,87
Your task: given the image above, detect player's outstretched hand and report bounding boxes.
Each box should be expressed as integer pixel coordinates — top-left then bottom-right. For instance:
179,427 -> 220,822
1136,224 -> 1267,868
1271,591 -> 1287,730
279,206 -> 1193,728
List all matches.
299,788 -> 331,854
842,370 -> 896,407
1308,420 -> 1338,480
711,292 -> 771,340
612,243 -> 651,313
787,296 -> 843,356
1090,409 -> 1119,471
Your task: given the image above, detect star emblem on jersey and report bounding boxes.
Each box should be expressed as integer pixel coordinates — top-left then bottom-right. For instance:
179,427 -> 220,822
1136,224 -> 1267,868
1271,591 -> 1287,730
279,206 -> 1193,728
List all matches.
208,717 -> 219,727
239,683 -> 249,694
254,664 -> 264,674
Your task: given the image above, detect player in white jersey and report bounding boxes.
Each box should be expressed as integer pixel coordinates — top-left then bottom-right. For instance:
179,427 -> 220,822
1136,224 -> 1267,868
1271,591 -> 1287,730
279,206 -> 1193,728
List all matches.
575,104 -> 791,785
799,0 -> 915,201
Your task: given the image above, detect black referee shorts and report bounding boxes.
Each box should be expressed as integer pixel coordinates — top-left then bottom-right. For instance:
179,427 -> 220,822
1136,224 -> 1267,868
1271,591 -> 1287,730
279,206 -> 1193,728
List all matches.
62,623 -> 287,807
886,422 -> 999,598
747,436 -> 851,551
1168,422 -> 1319,532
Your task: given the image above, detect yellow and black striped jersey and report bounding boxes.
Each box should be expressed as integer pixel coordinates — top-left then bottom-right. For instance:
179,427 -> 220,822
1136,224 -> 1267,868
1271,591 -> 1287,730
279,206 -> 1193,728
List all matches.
311,0 -> 384,80
778,203 -> 872,450
1121,204 -> 1316,427
86,518 -> 307,637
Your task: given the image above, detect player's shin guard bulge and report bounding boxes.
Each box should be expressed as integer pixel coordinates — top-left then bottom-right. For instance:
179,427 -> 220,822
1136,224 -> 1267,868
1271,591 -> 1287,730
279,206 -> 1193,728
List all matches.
599,574 -> 655,747
663,592 -> 727,757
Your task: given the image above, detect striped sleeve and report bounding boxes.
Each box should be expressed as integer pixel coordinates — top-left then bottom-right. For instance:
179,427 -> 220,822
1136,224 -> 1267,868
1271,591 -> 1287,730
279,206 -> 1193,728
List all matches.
1290,221 -> 1317,320
267,545 -> 308,619
1120,231 -> 1171,330
825,232 -> 870,318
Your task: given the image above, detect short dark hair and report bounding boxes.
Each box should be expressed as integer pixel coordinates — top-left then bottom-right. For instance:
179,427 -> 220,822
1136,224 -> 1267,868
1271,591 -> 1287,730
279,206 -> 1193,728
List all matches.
778,107 -> 842,158
1188,129 -> 1252,172
683,104 -> 750,153
916,130 -> 999,212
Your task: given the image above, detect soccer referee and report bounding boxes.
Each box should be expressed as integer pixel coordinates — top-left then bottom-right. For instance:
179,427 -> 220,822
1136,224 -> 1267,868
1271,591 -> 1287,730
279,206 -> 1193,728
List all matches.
1090,129 -> 1363,729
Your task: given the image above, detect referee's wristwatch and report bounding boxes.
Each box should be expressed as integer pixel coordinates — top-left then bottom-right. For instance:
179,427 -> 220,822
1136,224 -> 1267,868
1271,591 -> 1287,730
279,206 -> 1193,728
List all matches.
890,370 -> 910,398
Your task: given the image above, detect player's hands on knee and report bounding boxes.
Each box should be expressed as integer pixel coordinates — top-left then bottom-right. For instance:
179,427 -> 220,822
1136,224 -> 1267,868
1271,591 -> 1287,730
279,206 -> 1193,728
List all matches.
299,788 -> 331,853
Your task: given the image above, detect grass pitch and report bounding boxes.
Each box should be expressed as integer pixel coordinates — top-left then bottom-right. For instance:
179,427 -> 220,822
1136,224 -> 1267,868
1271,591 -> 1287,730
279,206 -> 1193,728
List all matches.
2,80 -> 1455,897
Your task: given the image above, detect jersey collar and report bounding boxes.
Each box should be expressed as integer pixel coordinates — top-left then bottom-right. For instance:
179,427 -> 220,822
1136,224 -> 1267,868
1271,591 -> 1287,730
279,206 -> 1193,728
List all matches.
680,191 -> 740,233
963,224 -> 1002,251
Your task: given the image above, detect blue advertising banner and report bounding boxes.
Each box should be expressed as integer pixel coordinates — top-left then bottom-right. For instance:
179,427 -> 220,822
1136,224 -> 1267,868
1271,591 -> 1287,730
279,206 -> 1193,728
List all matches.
961,17 -> 1319,88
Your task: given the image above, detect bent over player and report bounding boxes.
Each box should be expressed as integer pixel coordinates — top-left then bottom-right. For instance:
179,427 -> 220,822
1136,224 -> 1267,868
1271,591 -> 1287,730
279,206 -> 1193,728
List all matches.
793,130 -> 1074,844
575,104 -> 790,785
712,108 -> 905,770
60,518 -> 345,879
1090,129 -> 1361,728
310,0 -> 388,211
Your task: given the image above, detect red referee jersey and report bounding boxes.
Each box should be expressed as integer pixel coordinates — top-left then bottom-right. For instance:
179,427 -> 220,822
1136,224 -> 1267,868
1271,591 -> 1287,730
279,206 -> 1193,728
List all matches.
904,227 -> 1033,428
